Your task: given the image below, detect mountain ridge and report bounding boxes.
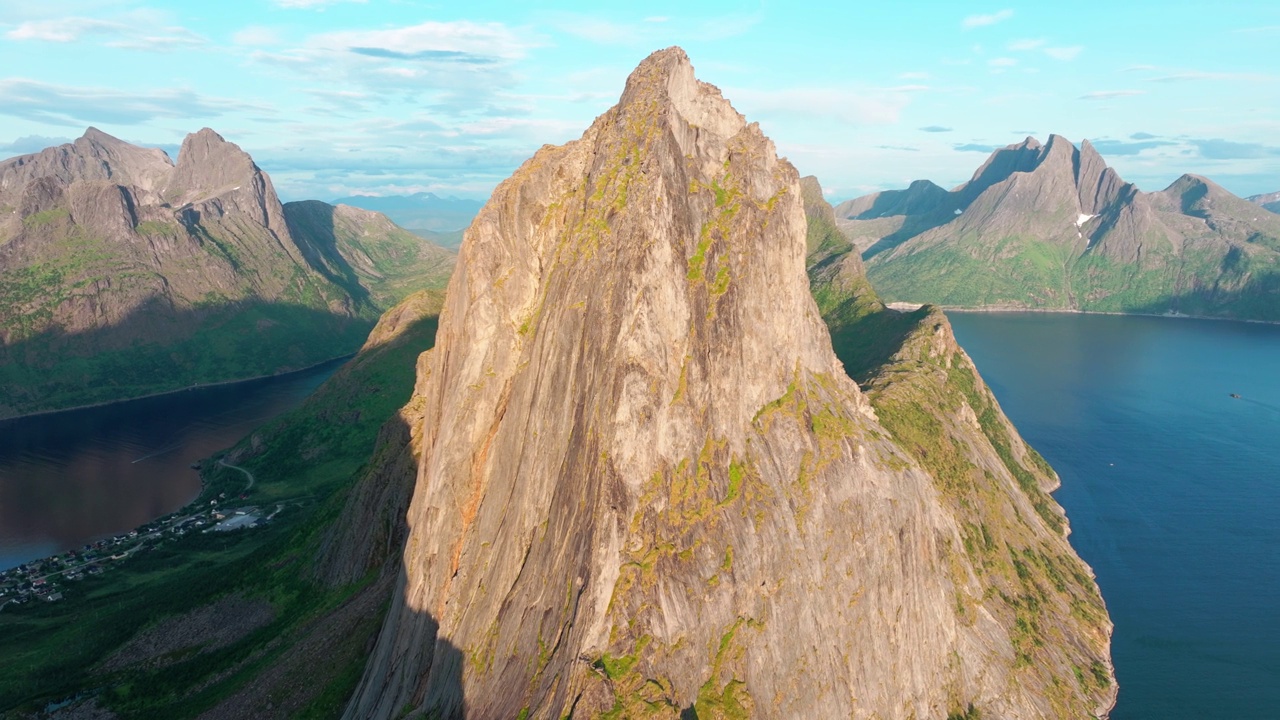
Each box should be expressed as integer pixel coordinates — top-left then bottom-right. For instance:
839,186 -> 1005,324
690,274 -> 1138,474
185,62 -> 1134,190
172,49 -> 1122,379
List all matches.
846,135 -> 1280,320
0,128 -> 453,418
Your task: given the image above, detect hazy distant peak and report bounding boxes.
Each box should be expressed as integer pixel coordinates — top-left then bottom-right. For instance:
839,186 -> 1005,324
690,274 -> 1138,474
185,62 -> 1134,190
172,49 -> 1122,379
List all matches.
1246,190 -> 1280,214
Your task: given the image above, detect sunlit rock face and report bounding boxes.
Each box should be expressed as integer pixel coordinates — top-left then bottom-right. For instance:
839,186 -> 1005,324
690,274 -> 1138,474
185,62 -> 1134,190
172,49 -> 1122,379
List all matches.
344,47 -> 1114,720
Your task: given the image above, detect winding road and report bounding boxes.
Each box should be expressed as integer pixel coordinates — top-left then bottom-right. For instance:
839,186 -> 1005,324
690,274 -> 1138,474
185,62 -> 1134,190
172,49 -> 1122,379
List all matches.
218,458 -> 256,493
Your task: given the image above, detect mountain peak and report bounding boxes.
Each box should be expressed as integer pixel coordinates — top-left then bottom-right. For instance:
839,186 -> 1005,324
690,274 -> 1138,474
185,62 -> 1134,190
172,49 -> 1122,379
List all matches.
342,49 -> 1112,720
80,126 -> 125,145
618,46 -> 746,153
167,128 -> 266,205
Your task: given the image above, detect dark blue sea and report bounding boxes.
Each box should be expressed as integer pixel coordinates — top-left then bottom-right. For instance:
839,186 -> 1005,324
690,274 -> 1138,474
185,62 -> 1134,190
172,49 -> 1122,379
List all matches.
0,359 -> 344,573
949,312 -> 1280,720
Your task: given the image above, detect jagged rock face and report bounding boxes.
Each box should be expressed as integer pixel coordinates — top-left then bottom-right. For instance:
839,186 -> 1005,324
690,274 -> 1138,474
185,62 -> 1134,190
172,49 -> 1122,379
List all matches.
345,48 -> 1112,720
847,135 -> 1280,320
0,128 -> 453,418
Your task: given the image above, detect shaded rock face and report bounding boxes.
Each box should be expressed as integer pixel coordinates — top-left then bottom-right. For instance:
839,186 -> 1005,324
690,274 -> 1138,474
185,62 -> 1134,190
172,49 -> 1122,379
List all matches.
845,135 -> 1280,320
0,128 -> 453,418
344,48 -> 1112,720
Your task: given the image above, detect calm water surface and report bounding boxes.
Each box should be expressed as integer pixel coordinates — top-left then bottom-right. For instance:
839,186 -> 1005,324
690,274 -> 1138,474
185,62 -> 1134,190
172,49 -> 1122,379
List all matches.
0,360 -> 344,572
949,312 -> 1280,720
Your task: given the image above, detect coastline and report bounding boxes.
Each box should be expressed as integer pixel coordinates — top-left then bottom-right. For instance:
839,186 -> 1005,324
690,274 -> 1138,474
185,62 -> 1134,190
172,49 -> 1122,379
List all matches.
885,302 -> 1280,327
0,353 -> 356,424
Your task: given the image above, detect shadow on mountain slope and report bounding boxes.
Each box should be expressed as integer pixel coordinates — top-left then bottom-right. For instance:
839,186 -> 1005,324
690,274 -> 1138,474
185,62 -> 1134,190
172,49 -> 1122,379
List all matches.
1127,268 -> 1280,322
0,298 -> 373,419
283,200 -> 373,306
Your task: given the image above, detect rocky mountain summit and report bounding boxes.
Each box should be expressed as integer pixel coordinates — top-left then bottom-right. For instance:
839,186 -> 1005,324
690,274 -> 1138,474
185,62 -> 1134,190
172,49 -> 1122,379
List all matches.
1248,190 -> 1280,214
340,48 -> 1113,719
0,128 -> 452,417
842,135 -> 1280,320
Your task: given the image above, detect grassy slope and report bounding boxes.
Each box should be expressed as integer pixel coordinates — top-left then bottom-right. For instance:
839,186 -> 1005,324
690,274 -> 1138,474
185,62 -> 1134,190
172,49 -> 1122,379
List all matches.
815,245 -> 1114,716
0,203 -> 454,419
0,292 -> 442,719
867,230 -> 1280,321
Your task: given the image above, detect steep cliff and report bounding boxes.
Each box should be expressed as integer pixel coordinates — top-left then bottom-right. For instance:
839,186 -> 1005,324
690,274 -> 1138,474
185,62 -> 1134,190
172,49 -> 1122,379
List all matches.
842,135 -> 1280,320
0,129 -> 453,417
343,48 -> 1113,719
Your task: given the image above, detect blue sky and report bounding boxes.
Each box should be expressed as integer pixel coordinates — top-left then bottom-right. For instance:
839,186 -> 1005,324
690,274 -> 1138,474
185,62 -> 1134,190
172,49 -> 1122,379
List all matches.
1,0 -> 1278,203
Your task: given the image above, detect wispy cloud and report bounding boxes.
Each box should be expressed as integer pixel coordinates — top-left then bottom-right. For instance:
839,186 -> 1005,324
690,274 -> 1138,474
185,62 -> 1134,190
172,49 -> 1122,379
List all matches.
0,134 -> 73,157
920,125 -> 953,133
962,9 -> 1013,29
547,10 -> 761,45
730,84 -> 928,126
1044,46 -> 1083,61
988,57 -> 1017,67
274,0 -> 368,8
1149,70 -> 1275,83
0,79 -> 268,126
955,142 -> 1001,152
317,21 -> 532,62
1079,90 -> 1146,100
1088,138 -> 1176,156
1006,37 -> 1082,61
5,16 -> 207,51
247,20 -> 537,116
232,26 -> 282,47
1189,138 -> 1280,160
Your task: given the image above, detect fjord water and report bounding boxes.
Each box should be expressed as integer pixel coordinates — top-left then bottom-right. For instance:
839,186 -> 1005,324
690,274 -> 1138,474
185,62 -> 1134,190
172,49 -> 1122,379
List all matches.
949,312 -> 1280,719
0,359 -> 344,572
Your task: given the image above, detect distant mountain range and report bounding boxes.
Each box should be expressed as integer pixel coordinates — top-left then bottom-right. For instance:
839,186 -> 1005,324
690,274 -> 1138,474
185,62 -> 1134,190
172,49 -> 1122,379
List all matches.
0,128 -> 453,418
839,135 -> 1280,321
1249,191 -> 1280,214
332,192 -> 483,236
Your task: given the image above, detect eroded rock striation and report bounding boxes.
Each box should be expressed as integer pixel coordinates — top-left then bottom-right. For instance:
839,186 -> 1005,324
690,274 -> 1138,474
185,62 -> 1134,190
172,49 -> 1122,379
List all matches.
0,128 -> 452,417
343,49 -> 1113,719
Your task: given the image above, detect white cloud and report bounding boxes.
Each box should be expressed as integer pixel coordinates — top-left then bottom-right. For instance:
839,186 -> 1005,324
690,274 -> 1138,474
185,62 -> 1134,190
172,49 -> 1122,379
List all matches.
547,11 -> 761,45
6,16 -> 206,51
1149,70 -> 1275,82
0,78 -> 269,126
314,20 -> 533,61
232,26 -> 282,46
1044,45 -> 1083,61
988,57 -> 1017,67
274,0 -> 368,8
962,9 -> 1014,29
1079,90 -> 1147,100
730,86 -> 921,126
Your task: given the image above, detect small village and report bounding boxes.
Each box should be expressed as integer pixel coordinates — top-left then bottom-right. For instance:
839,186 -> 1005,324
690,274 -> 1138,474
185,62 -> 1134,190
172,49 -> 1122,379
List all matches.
0,493 -> 281,613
